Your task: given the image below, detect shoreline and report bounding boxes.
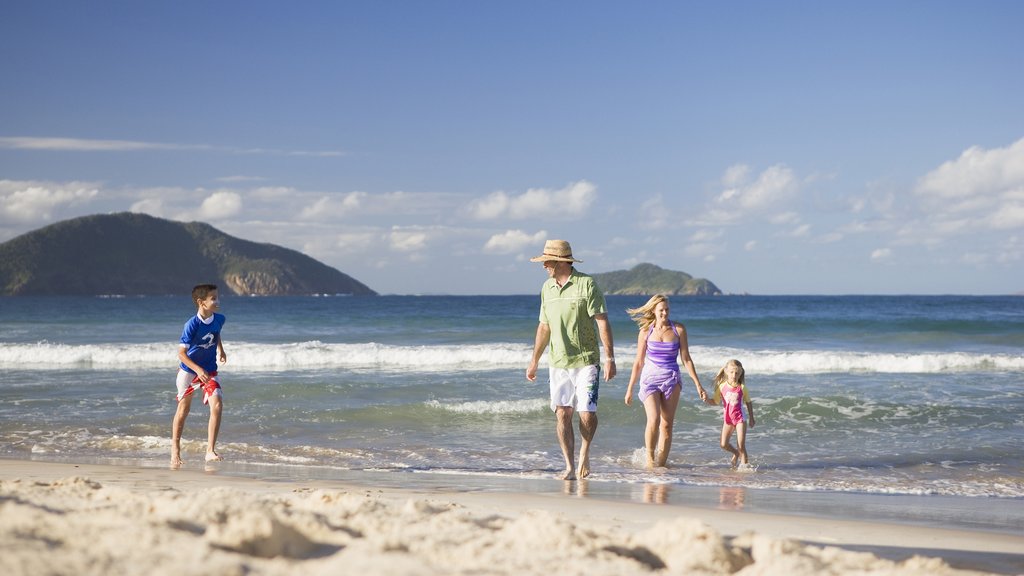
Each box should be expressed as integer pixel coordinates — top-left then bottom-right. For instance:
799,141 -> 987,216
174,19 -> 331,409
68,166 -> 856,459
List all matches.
12,454 -> 1021,534
2,458 -> 1021,575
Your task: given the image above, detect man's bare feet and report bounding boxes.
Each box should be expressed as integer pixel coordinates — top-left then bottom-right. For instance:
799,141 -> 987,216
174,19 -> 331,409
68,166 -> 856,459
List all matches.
560,467 -> 576,481
205,451 -> 222,462
577,457 -> 591,479
170,454 -> 182,470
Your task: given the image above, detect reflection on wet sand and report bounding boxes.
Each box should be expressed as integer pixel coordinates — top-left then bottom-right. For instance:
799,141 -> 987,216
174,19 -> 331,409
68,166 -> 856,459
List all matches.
643,483 -> 669,503
563,479 -> 589,497
718,486 -> 746,510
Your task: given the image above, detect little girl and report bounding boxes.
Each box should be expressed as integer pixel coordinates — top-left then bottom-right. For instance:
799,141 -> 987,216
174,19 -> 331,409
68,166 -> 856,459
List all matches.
707,359 -> 755,467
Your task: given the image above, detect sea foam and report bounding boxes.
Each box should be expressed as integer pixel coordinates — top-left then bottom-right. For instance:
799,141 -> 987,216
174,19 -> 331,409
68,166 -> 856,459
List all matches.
1,341 -> 1020,373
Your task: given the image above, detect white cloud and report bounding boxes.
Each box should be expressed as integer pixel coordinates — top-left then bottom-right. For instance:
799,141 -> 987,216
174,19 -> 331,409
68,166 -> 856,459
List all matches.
871,248 -> 892,261
690,229 -> 722,243
216,175 -> 266,183
123,186 -> 201,221
639,195 -> 670,229
697,164 -> 801,228
198,190 -> 243,219
0,136 -> 178,152
721,164 -> 751,188
390,227 -> 429,252
250,187 -> 298,200
0,135 -> 344,157
770,212 -> 801,225
684,241 -> 723,261
692,207 -> 739,226
992,202 -> 1024,229
0,180 -> 99,223
914,138 -> 1024,230
468,180 -> 596,220
483,229 -> 547,254
790,223 -> 811,237
468,191 -> 510,220
300,192 -> 366,220
915,138 -> 1024,201
128,197 -> 166,217
300,190 -> 459,222
333,231 -> 378,254
716,164 -> 797,211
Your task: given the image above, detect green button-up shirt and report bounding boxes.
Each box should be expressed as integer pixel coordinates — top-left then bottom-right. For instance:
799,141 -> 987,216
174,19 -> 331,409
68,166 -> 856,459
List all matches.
538,268 -> 607,369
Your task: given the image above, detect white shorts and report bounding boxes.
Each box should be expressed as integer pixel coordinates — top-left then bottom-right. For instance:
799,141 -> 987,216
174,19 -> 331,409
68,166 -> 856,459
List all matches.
548,365 -> 600,413
175,368 -> 223,405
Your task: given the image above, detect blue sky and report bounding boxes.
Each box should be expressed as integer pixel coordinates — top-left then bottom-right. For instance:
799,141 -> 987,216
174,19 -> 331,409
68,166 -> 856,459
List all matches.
2,1 -> 1022,295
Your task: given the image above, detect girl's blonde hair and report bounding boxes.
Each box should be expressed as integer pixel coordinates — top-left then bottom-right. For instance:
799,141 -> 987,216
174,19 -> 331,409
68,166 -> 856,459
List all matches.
625,294 -> 669,331
713,359 -> 746,389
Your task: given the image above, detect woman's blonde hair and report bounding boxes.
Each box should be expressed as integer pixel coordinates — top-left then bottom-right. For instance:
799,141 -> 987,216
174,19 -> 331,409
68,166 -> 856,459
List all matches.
626,294 -> 669,331
713,359 -> 746,389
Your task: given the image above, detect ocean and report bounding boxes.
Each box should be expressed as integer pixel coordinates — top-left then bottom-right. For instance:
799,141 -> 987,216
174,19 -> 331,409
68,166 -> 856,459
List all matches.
1,294 -> 1022,532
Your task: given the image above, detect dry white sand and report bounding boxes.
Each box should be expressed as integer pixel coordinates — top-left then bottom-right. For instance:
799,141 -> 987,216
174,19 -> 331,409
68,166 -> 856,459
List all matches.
1,460 -> 1021,575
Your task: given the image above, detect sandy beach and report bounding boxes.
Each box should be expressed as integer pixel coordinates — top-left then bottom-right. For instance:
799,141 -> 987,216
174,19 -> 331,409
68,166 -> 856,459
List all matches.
1,459 -> 1020,576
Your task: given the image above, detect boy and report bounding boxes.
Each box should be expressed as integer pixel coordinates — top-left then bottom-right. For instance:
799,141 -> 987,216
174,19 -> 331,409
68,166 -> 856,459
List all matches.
171,283 -> 227,468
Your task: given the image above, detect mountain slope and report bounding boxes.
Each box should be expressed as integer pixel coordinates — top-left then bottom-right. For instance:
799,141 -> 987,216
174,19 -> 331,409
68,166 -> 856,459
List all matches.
0,212 -> 377,296
591,263 -> 722,296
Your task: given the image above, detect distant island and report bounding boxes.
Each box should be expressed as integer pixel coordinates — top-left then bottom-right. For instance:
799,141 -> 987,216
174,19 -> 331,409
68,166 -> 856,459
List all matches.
0,213 -> 377,296
591,263 -> 722,296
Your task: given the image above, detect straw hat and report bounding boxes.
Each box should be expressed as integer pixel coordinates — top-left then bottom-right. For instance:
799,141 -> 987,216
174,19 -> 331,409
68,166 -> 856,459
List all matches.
529,239 -> 582,263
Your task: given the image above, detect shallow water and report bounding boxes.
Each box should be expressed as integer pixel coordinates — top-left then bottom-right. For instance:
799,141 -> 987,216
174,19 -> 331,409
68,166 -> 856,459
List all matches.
1,294 -> 1022,530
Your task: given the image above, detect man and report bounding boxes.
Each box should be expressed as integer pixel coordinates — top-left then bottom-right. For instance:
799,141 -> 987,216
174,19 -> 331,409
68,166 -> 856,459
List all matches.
526,239 -> 616,480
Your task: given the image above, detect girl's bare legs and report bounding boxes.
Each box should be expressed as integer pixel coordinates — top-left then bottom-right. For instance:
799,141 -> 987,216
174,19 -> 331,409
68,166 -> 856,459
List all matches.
171,396 -> 192,469
655,386 -> 681,467
720,423 -> 741,467
735,421 -> 749,465
205,395 -> 223,462
641,395 -> 663,468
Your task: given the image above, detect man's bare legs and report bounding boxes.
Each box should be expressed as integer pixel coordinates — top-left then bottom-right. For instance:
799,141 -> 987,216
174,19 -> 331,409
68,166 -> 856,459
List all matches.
206,395 -> 223,462
577,411 -> 597,479
556,406 -> 599,480
171,396 -> 192,469
555,406 -> 576,480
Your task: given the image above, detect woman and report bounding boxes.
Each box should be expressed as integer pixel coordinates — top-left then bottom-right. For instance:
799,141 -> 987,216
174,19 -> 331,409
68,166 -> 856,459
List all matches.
624,295 -> 707,468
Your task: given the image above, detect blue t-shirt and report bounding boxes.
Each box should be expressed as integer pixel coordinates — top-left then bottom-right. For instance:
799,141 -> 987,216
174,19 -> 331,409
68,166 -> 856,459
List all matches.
179,312 -> 226,374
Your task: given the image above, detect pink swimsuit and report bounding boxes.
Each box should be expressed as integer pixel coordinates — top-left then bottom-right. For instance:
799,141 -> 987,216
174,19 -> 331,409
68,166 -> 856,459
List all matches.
716,382 -> 747,426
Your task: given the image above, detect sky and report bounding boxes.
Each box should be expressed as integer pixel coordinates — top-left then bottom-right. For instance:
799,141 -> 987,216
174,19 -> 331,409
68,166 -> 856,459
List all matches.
2,1 -> 1022,295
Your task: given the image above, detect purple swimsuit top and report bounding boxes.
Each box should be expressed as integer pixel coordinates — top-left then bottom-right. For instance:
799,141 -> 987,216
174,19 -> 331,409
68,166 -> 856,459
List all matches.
646,324 -> 680,369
